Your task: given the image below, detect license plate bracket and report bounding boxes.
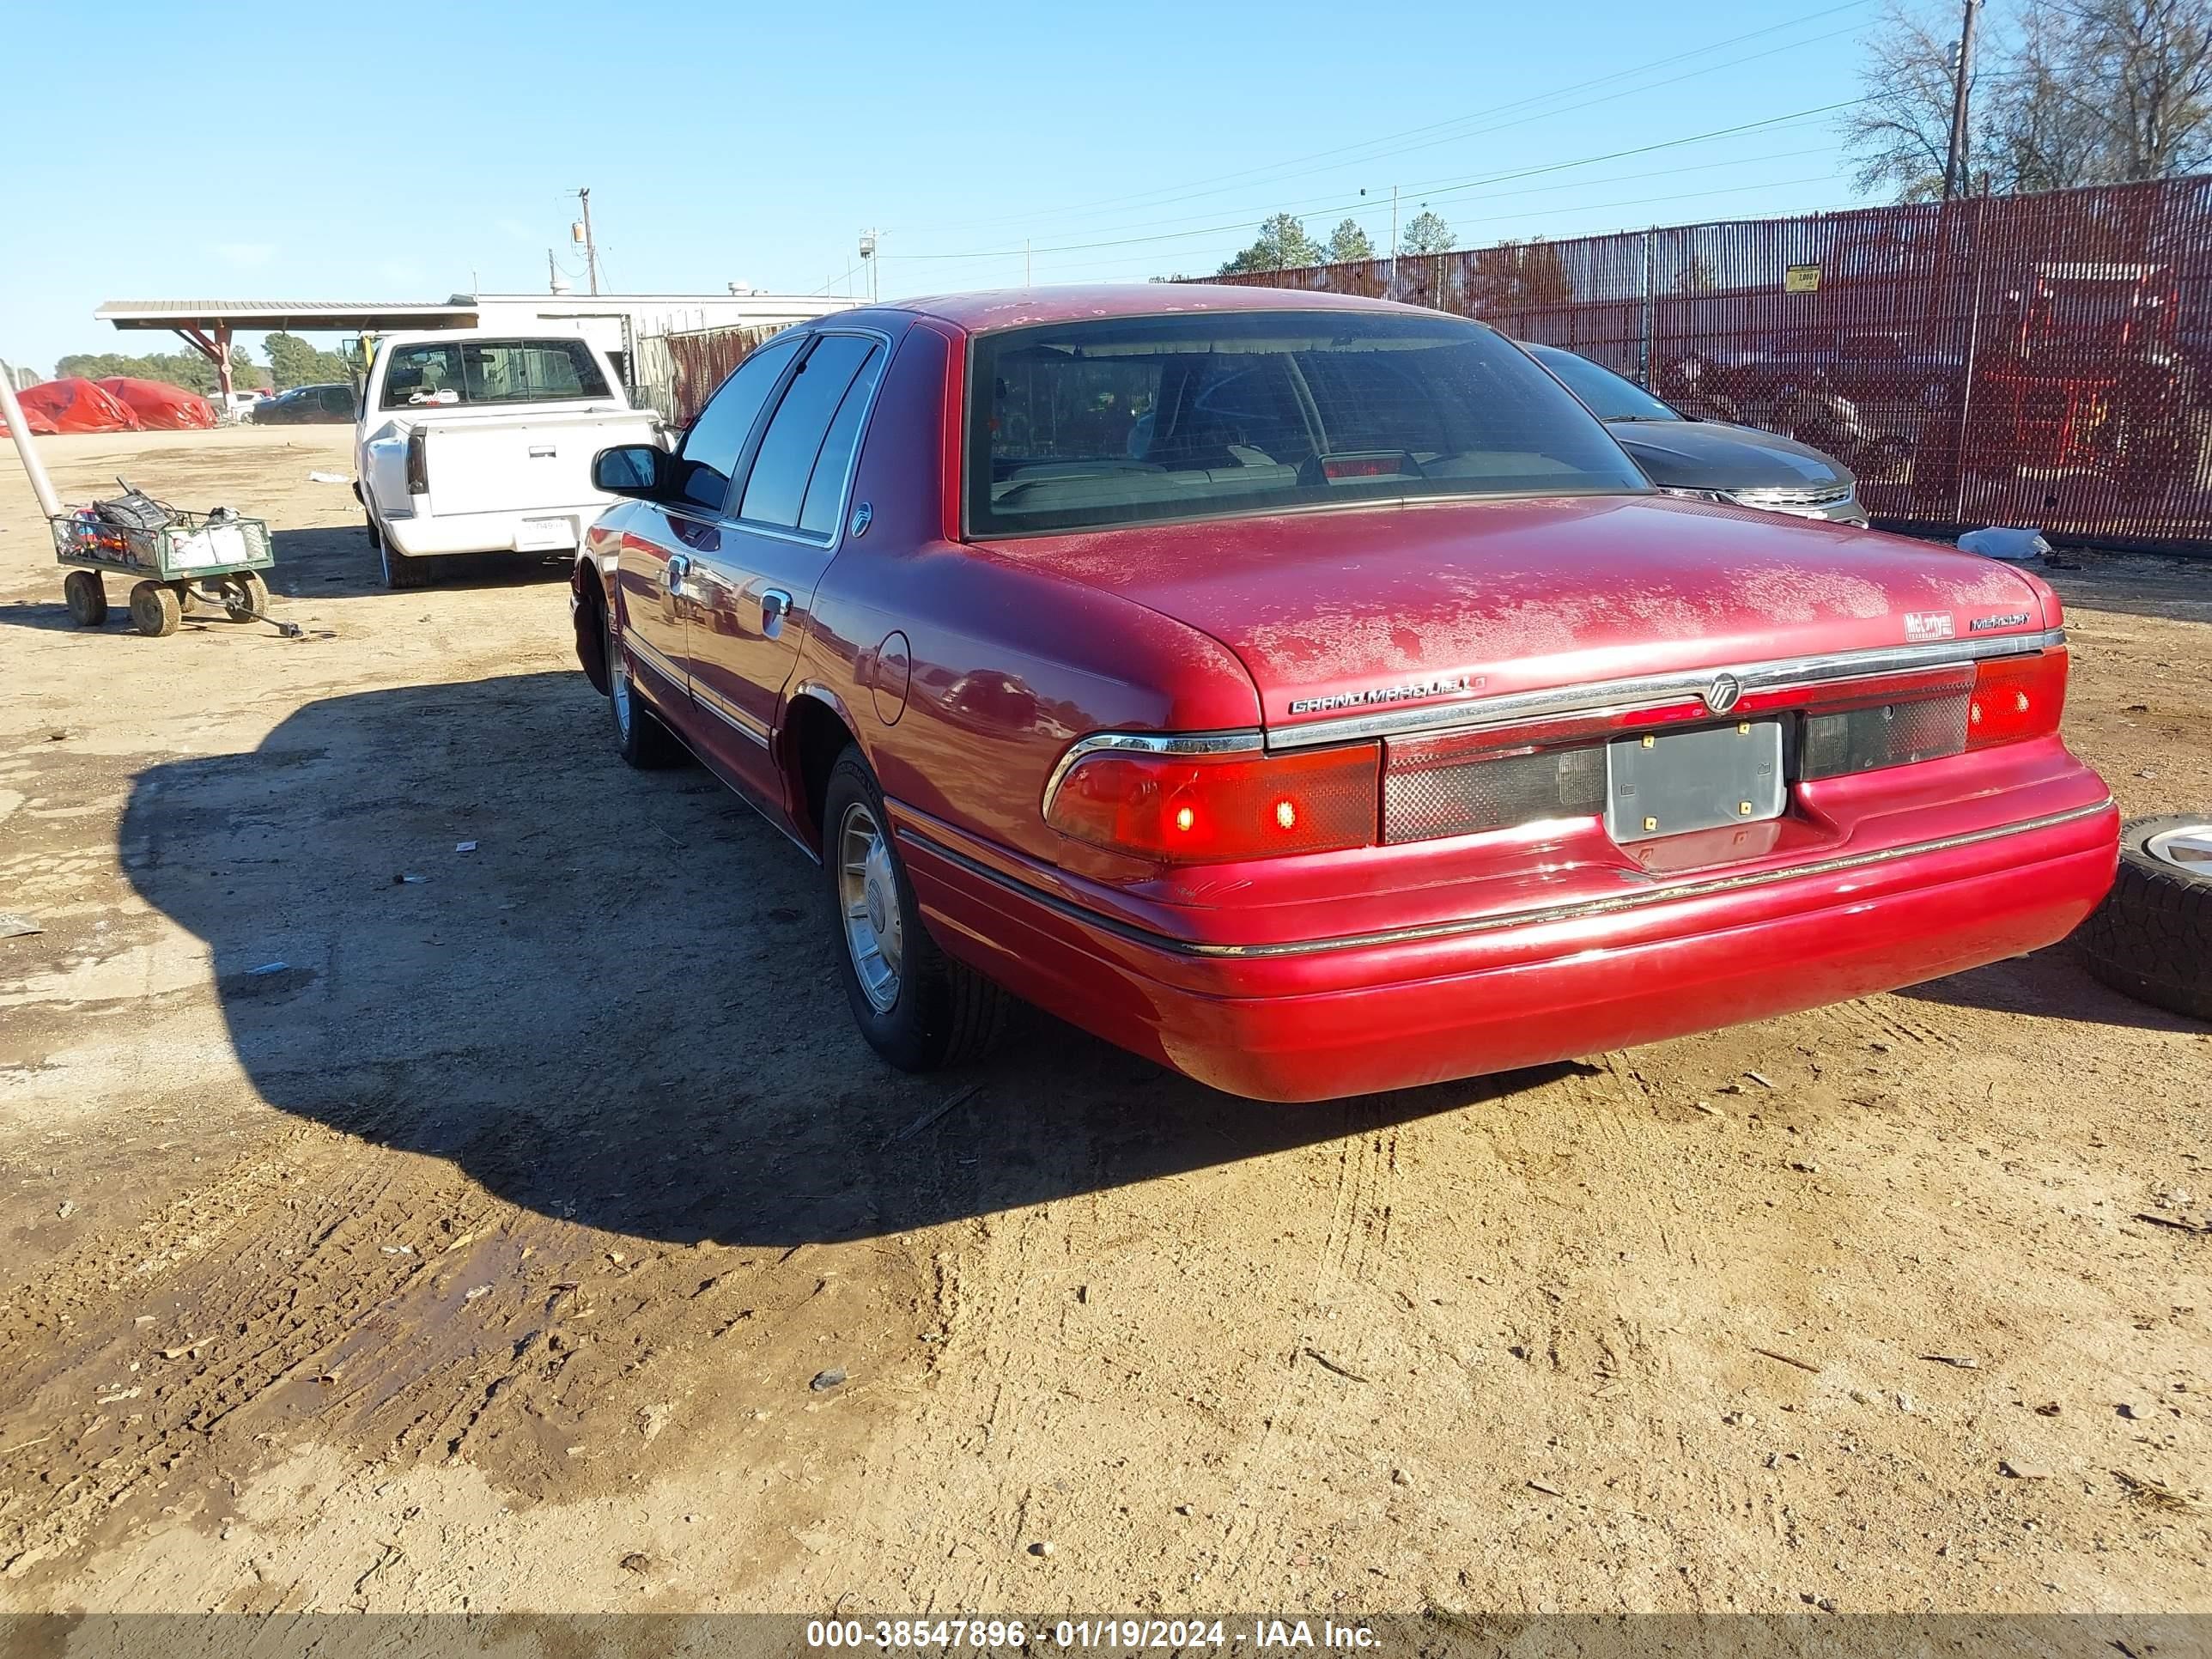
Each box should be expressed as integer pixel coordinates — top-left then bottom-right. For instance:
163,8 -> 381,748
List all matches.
1606,720 -> 1784,842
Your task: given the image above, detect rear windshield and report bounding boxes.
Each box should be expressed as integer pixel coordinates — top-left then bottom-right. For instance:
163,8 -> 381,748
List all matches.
1527,343 -> 1680,423
966,310 -> 1646,538
380,337 -> 611,409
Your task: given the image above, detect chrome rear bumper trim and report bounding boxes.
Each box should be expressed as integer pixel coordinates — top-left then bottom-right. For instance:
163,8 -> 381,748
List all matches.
908,794 -> 2112,963
1267,628 -> 2067,750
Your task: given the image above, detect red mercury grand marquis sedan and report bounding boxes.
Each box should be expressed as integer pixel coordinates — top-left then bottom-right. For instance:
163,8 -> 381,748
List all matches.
569,286 -> 2118,1103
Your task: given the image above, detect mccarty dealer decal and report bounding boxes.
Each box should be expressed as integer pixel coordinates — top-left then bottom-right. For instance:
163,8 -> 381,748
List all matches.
1289,673 -> 1483,716
1904,611 -> 1956,642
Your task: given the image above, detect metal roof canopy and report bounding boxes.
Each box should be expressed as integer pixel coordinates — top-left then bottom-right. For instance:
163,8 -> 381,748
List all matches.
95,299 -> 483,398
96,298 -> 482,332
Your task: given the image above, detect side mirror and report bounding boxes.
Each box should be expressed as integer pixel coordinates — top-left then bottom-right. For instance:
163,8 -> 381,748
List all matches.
592,443 -> 666,501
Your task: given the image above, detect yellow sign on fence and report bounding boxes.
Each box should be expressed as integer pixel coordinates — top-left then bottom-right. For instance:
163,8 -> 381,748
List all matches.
1784,264 -> 1822,294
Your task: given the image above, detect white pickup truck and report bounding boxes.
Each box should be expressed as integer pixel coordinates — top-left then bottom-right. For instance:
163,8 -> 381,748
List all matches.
355,329 -> 660,588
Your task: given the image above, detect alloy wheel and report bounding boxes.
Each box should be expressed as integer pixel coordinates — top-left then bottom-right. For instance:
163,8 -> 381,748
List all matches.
838,800 -> 903,1013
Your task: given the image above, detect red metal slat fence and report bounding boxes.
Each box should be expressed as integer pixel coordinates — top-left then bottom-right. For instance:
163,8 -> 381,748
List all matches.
1214,177 -> 2212,552
662,323 -> 781,426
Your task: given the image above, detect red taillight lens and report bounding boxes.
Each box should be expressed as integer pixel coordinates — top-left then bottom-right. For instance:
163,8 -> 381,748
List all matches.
1966,649 -> 2067,749
1047,743 -> 1380,863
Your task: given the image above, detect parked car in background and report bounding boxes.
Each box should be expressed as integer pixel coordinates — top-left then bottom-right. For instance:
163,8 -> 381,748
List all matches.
355,330 -> 659,588
1521,343 -> 1869,525
252,383 -> 356,425
569,287 -> 2114,1103
221,389 -> 271,421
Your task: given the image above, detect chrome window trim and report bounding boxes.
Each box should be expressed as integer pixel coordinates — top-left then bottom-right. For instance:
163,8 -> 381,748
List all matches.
913,795 -> 2112,963
1266,629 -> 2066,750
721,325 -> 896,554
1039,729 -> 1265,817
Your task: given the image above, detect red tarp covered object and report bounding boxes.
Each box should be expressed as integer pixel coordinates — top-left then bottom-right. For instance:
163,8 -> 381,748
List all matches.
97,377 -> 216,431
0,378 -> 140,436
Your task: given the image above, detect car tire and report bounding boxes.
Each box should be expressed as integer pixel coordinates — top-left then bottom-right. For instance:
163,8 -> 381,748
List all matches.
823,744 -> 1006,1073
603,605 -> 688,769
128,580 -> 181,638
371,515 -> 431,589
2075,814 -> 2212,1022
64,569 -> 108,627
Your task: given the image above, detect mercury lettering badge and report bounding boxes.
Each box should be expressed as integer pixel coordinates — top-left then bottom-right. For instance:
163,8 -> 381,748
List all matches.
1288,674 -> 1480,716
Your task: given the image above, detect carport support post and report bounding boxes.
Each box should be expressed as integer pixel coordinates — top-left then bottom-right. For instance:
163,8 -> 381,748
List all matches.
173,325 -> 236,404
0,365 -> 64,520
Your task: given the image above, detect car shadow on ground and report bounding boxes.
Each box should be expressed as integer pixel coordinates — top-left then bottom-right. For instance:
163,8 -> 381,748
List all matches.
271,525 -> 577,600
121,671 -> 1550,1248
1893,946 -> 2205,1032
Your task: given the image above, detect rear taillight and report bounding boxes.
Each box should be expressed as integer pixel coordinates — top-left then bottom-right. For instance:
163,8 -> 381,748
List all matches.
405,428 -> 428,495
1966,649 -> 2068,749
1046,743 -> 1379,863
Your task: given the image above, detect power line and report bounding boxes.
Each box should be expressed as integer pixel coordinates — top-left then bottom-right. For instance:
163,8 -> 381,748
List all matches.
892,101 -> 1863,263
1020,173 -> 1856,283
891,145 -> 1840,288
905,134 -> 1841,266
888,1 -> 1877,239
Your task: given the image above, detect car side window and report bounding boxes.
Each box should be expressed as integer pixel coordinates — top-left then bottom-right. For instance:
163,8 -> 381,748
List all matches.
738,335 -> 885,533
671,336 -> 802,514
798,341 -> 890,537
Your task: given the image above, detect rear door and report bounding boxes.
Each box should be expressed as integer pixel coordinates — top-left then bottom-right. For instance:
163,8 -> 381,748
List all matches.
686,329 -> 890,799
613,333 -> 804,713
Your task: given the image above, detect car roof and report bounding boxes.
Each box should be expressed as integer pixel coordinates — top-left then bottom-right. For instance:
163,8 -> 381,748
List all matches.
884,283 -> 1448,335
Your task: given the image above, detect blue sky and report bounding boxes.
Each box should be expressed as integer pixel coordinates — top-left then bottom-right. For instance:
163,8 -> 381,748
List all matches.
1,0 -> 1883,375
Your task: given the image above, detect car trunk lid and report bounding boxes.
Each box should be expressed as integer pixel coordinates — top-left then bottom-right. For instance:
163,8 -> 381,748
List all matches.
987,494 -> 2050,734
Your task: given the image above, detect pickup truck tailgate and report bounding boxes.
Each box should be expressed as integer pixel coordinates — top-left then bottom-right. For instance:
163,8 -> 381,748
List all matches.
423,410 -> 655,518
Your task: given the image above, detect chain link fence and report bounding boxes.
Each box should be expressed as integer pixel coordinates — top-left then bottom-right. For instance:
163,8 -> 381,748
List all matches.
1215,177 -> 2212,552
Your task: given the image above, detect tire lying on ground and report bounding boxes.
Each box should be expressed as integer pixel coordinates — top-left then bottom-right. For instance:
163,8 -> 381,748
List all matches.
2075,814 -> 2212,1022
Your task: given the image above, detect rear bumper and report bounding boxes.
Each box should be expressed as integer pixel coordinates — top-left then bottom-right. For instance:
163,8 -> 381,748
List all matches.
382,507 -> 591,558
899,797 -> 2118,1102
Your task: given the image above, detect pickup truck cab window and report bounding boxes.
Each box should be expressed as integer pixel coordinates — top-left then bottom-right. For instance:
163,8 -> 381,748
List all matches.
672,335 -> 803,514
379,337 -> 613,410
738,333 -> 887,534
966,309 -> 1648,538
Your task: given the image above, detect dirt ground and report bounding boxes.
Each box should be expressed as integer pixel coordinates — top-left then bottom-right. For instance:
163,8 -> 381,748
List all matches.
0,426 -> 2206,1617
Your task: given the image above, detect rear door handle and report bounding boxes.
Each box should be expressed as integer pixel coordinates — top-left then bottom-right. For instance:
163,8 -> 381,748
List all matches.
528,444 -> 557,458
761,588 -> 793,638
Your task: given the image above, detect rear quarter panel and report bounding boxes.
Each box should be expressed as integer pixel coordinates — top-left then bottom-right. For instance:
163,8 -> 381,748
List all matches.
794,319 -> 1261,863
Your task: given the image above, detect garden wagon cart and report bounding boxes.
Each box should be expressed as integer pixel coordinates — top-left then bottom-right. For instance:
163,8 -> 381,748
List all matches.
49,483 -> 294,638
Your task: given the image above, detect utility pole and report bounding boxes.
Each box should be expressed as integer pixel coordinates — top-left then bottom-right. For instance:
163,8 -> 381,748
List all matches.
1024,239 -> 1031,288
1390,185 -> 1401,300
572,188 -> 602,295
859,230 -> 879,303
1942,0 -> 1982,201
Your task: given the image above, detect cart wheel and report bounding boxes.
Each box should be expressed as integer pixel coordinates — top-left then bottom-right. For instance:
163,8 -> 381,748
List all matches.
219,571 -> 270,620
129,580 -> 181,638
64,570 -> 109,627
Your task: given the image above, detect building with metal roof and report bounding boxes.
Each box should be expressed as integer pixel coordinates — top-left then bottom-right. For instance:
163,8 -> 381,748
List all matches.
95,291 -> 851,400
